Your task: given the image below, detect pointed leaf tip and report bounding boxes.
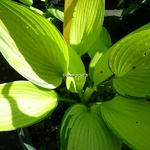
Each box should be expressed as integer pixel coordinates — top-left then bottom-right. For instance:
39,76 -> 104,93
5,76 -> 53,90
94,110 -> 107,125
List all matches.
69,0 -> 105,56
0,0 -> 68,89
66,46 -> 86,95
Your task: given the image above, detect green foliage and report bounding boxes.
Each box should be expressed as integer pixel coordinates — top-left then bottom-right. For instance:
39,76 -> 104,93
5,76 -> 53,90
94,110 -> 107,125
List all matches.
69,0 -> 104,56
46,4 -> 64,22
43,4 -> 64,26
19,0 -> 33,6
109,29 -> 150,98
0,81 -> 58,131
0,0 -> 68,89
60,104 -> 122,150
101,96 -> 150,149
24,143 -> 36,150
122,0 -> 150,16
0,0 -> 150,149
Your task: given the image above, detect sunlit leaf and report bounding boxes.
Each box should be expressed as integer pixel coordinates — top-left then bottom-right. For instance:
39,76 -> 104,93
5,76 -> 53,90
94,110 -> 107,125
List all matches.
0,81 -> 58,131
109,27 -> 150,97
0,0 -> 68,89
69,0 -> 104,56
63,0 -> 77,44
88,27 -> 111,59
60,103 -> 122,150
90,47 -> 113,86
47,7 -> 64,22
89,52 -> 103,80
65,46 -> 86,96
101,96 -> 150,149
29,6 -> 44,15
88,27 -> 112,84
20,0 -> 33,6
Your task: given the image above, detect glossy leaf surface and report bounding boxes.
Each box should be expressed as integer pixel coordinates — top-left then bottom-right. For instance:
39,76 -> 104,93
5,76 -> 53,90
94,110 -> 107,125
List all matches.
69,0 -> 104,56
109,29 -> 150,97
0,0 -> 68,89
60,104 -> 122,150
0,81 -> 58,131
101,96 -> 150,149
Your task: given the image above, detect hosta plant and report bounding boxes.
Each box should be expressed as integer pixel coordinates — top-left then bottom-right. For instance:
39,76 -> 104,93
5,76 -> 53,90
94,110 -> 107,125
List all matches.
1,0 -> 150,149
122,0 -> 150,16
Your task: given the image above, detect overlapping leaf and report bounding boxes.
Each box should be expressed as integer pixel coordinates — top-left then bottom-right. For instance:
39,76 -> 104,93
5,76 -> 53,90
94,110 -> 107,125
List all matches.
60,103 -> 122,150
109,26 -> 150,97
65,46 -> 86,96
90,47 -> 113,86
0,81 -> 58,131
88,27 -> 111,59
0,0 -> 68,89
101,96 -> 150,149
88,27 -> 112,85
47,6 -> 64,22
69,0 -> 104,56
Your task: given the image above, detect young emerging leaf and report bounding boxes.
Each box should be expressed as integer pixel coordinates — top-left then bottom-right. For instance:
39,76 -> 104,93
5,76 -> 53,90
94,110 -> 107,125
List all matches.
101,96 -> 150,149
0,81 -> 58,131
60,104 -> 122,150
0,0 -> 68,89
109,28 -> 150,98
69,0 -> 104,56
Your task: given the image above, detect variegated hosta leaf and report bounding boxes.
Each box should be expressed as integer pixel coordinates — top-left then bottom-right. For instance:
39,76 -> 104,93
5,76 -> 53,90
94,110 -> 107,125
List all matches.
101,96 -> 150,149
65,46 -> 86,96
0,0 -> 68,89
69,0 -> 104,56
60,104 -> 122,150
109,26 -> 150,98
0,81 -> 58,131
